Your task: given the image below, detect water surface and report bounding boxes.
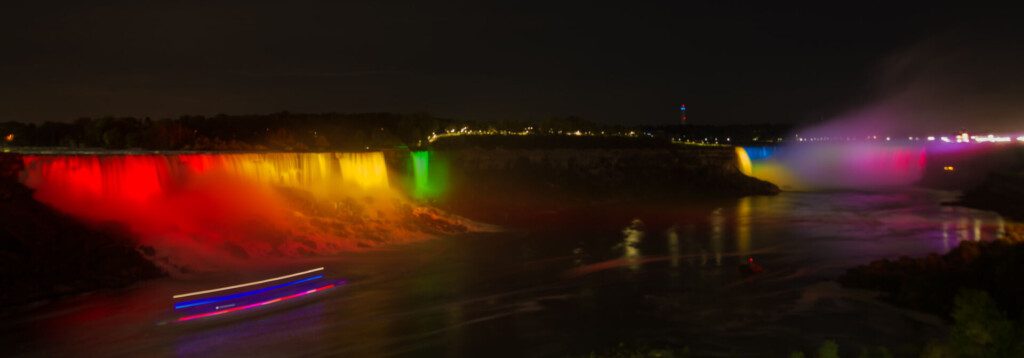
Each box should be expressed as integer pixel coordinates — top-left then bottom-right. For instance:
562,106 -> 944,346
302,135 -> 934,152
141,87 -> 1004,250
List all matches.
2,190 -> 1012,356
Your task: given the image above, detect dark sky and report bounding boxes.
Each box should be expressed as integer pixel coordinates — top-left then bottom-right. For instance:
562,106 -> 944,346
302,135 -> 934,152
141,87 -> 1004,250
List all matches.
0,1 -> 1016,125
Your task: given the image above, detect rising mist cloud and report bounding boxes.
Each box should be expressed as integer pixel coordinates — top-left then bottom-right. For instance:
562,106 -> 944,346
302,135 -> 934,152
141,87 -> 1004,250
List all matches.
802,21 -> 1024,138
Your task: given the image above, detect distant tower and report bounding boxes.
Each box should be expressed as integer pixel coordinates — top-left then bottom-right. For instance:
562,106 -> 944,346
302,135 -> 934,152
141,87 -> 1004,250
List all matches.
679,103 -> 688,124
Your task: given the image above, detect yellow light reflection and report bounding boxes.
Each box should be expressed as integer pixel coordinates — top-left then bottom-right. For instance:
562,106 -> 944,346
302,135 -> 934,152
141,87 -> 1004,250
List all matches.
973,219 -> 982,241
736,196 -> 751,262
667,227 -> 680,268
622,219 -> 644,272
710,208 -> 723,266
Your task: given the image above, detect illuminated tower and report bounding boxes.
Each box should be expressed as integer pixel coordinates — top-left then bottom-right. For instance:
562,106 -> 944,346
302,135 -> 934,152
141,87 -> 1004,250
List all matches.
679,103 -> 688,124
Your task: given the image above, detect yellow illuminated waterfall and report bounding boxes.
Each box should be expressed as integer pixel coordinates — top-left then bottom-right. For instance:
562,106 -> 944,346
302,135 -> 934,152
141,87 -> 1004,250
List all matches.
337,152 -> 389,190
734,147 -> 753,176
178,152 -> 390,197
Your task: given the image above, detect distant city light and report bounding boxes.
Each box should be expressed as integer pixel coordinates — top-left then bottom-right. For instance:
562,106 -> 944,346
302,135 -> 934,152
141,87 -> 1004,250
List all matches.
943,166 -> 955,171
974,134 -> 1012,143
413,122 -> 1024,147
3,133 -> 12,142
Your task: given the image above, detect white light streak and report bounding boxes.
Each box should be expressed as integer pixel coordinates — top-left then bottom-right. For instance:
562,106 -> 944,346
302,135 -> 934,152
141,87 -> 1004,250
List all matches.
172,267 -> 325,299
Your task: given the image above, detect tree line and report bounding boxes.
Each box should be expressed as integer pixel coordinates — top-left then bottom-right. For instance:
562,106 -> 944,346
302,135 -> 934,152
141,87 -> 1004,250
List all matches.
0,112 -> 791,151
0,112 -> 467,151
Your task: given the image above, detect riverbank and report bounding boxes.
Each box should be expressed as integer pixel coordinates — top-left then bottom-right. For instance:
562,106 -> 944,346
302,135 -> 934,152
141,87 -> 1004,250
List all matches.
838,236 -> 1024,319
837,235 -> 1024,356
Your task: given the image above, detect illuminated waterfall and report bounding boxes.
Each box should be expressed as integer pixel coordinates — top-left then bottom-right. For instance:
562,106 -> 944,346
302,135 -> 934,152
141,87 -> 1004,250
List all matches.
412,151 -> 430,197
739,144 -> 927,190
18,152 -> 460,270
22,152 -> 392,210
177,152 -> 389,194
408,150 -> 447,199
734,147 -> 753,176
22,155 -> 175,206
337,152 -> 389,189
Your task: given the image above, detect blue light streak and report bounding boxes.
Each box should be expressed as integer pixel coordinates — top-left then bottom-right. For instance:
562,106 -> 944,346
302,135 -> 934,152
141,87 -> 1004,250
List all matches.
174,275 -> 324,310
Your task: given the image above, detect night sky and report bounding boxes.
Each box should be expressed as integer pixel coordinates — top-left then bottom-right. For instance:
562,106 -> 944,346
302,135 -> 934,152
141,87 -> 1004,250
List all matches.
1,2 -> 1019,125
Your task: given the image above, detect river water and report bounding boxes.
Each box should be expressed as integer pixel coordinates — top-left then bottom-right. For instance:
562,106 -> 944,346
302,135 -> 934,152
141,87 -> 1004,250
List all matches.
1,189 -> 1013,357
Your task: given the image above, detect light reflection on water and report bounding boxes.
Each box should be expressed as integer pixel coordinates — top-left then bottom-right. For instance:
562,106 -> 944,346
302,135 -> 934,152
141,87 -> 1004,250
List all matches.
666,227 -> 680,269
3,189 -> 1019,356
736,196 -> 752,261
709,208 -> 724,266
174,301 -> 328,357
621,219 -> 644,272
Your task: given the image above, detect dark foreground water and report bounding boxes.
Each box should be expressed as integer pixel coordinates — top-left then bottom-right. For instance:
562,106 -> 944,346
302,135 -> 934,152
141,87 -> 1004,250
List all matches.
1,190 -> 1014,357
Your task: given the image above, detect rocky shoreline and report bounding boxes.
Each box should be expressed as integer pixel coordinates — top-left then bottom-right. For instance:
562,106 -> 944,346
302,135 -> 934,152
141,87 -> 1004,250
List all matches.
838,237 -> 1024,320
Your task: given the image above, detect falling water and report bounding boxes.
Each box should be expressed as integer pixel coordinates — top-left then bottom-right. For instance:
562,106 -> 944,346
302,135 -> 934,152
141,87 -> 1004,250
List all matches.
739,144 -> 927,190
19,152 -> 462,271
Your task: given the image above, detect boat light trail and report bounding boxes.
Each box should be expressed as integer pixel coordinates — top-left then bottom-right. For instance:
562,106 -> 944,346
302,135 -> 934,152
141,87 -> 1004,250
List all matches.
174,275 -> 323,309
172,267 -> 324,299
176,284 -> 335,322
